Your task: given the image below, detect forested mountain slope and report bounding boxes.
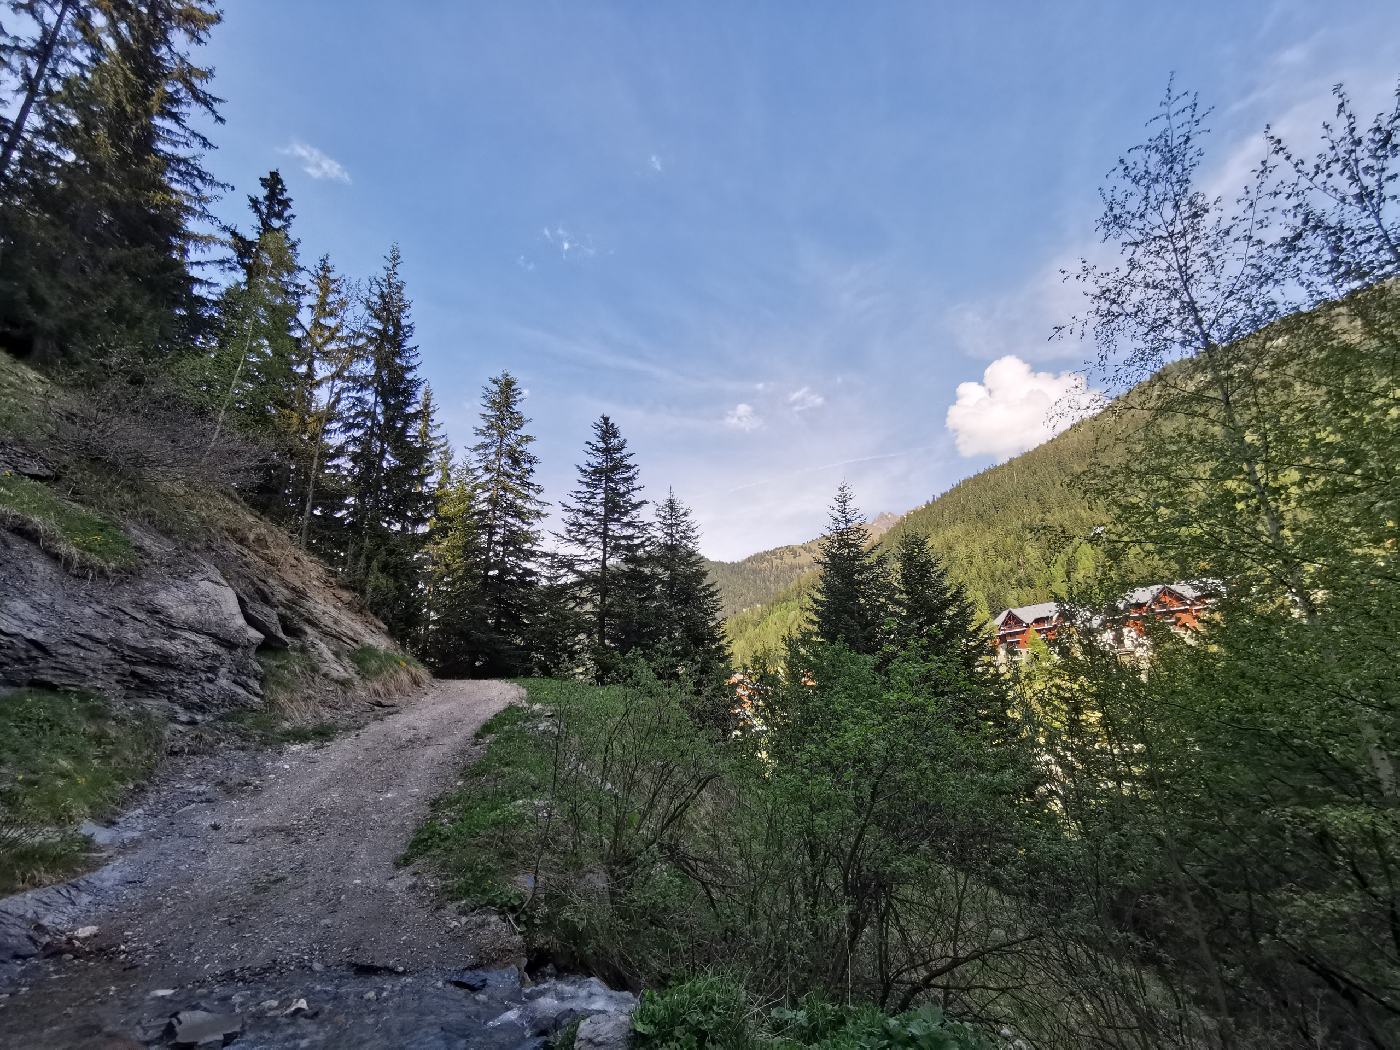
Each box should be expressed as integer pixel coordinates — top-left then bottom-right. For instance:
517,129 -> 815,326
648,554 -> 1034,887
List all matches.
705,511 -> 897,617
720,409 -> 1136,665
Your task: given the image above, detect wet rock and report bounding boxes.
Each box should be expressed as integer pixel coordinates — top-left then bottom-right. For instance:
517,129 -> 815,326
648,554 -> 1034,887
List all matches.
168,1008 -> 243,1046
575,1010 -> 635,1050
447,970 -> 490,992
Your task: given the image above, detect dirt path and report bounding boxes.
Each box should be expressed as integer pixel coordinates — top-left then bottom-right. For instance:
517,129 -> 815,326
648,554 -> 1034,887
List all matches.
0,679 -> 613,1049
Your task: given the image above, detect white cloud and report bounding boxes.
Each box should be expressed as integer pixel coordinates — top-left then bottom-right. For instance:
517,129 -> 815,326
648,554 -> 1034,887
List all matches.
724,403 -> 763,432
945,355 -> 1094,460
280,141 -> 351,183
787,386 -> 825,412
649,153 -> 663,173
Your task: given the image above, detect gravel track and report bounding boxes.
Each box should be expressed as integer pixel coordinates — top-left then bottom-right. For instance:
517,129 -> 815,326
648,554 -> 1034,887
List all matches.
0,679 -> 530,1048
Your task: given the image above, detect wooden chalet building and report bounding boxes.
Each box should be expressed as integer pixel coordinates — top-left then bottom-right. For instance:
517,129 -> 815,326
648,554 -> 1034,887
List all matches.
992,582 -> 1215,664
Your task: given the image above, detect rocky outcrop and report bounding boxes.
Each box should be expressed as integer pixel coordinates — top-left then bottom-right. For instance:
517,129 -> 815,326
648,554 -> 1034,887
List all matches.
0,499 -> 396,717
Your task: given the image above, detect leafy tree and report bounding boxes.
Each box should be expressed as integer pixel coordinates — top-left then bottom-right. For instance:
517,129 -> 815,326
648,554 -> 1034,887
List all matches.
809,482 -> 890,655
558,414 -> 651,682
469,372 -> 546,676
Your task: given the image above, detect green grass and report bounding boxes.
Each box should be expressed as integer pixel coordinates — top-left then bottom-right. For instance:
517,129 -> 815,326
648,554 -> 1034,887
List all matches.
225,648 -> 340,745
405,686 -> 561,907
0,471 -> 138,571
0,688 -> 161,893
350,644 -> 423,680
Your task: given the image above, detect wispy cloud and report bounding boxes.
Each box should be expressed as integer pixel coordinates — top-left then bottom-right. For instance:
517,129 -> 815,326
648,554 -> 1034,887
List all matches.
788,386 -> 825,412
945,355 -> 1095,460
649,153 -> 664,173
280,141 -> 351,183
542,225 -> 598,259
724,403 -> 763,432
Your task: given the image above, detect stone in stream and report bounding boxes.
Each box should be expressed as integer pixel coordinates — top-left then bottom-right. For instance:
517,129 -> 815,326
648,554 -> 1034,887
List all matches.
575,1010 -> 635,1050
168,1008 -> 243,1046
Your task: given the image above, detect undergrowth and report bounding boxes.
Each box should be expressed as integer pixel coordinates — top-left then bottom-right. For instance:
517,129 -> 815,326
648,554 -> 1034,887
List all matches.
0,688 -> 161,893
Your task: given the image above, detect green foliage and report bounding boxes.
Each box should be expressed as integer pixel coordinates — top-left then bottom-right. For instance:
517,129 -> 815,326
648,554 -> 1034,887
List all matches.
0,471 -> 138,570
632,975 -> 757,1049
809,483 -> 891,656
632,976 -> 999,1050
558,415 -> 653,682
0,688 -> 161,893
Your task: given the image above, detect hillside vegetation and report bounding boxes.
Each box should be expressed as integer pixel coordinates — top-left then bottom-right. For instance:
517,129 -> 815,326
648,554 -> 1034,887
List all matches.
720,412 -> 1147,665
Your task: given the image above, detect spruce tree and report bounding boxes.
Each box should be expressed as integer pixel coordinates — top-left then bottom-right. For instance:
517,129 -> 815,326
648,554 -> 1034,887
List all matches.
470,372 -> 546,676
420,452 -> 482,674
890,533 -> 983,673
340,244 -> 431,638
642,490 -> 729,686
296,255 -> 361,553
558,414 -> 650,682
0,0 -> 224,366
809,482 -> 890,655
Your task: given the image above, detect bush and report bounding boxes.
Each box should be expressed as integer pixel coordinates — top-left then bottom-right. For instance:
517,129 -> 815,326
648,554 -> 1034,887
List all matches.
632,976 -> 1000,1050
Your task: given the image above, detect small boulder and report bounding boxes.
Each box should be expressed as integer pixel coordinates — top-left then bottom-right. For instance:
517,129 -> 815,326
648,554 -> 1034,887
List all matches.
169,1009 -> 243,1046
575,1010 -> 634,1050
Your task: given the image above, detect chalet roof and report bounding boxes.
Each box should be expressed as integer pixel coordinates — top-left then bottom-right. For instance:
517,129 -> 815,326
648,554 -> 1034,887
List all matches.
1122,580 -> 1214,606
994,601 -> 1061,629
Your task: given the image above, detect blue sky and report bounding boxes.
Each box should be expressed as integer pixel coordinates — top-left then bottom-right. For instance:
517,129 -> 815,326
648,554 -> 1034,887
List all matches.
200,1 -> 1400,559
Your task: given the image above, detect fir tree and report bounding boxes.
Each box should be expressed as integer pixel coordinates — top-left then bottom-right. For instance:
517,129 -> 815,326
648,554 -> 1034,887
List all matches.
0,0 -> 225,366
296,255 -> 361,553
558,414 -> 650,682
470,372 -> 546,676
890,533 -> 983,674
340,244 -> 431,638
809,482 -> 890,655
642,490 -> 729,686
420,452 -> 482,674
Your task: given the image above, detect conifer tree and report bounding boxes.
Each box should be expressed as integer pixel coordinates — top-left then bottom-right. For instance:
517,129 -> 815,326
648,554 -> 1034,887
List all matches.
0,0 -> 224,366
641,490 -> 729,686
296,255 -> 361,552
890,533 -> 983,673
470,372 -> 546,676
420,452 -> 482,674
558,414 -> 650,682
340,244 -> 431,638
529,550 -> 583,678
809,482 -> 890,655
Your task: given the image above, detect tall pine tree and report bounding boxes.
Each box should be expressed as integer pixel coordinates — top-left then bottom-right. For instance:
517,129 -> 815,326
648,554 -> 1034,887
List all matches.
470,372 -> 546,676
640,490 -> 729,687
558,414 -> 650,683
0,0 -> 224,367
340,244 -> 432,638
296,254 -> 362,553
420,451 -> 482,674
889,533 -> 983,673
809,482 -> 890,655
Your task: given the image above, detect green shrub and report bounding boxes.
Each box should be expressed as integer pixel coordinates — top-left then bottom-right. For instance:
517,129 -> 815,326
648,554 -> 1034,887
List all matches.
0,471 -> 138,571
0,688 -> 161,892
632,977 -> 999,1050
633,975 -> 757,1049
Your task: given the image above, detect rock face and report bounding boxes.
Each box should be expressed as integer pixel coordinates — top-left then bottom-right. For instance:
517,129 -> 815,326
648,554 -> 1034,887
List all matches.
0,500 -> 396,716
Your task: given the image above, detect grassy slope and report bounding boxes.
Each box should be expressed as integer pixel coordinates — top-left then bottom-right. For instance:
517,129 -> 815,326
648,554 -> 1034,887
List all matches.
722,414 -> 1135,667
